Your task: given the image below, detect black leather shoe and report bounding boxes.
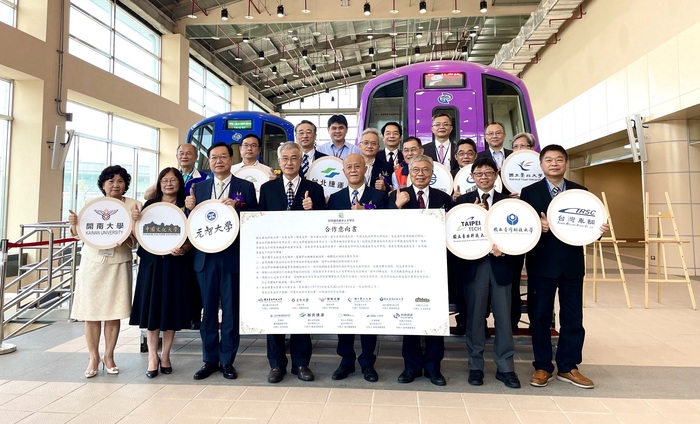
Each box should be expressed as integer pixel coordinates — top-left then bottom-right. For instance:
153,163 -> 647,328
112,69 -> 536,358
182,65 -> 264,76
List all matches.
425,371 -> 447,386
468,369 -> 484,386
146,368 -> 158,379
331,365 -> 355,380
291,366 -> 314,381
496,371 -> 521,389
397,369 -> 420,384
268,367 -> 286,383
220,364 -> 238,380
193,362 -> 218,380
160,361 -> 172,375
450,324 -> 466,336
362,366 -> 378,382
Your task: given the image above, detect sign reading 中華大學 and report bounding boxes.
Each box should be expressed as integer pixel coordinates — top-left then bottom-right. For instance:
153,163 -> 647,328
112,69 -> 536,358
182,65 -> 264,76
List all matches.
239,209 -> 450,336
77,197 -> 133,250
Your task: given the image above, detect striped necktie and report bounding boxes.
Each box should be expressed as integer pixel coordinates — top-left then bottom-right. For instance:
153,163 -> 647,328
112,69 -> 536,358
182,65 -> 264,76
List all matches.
551,186 -> 561,197
300,154 -> 309,178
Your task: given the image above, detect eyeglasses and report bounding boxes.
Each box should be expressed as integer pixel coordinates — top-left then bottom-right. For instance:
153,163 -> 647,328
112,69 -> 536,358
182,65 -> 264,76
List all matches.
456,151 -> 476,157
161,178 -> 179,185
240,143 -> 259,149
279,156 -> 300,163
432,123 -> 452,128
296,130 -> 314,136
209,154 -> 230,162
361,141 -> 380,147
402,147 -> 420,153
472,171 -> 496,178
485,131 -> 504,137
410,167 -> 432,175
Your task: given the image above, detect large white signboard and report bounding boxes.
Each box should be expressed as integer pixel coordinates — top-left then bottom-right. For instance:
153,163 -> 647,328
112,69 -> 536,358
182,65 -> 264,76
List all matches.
500,150 -> 544,194
547,189 -> 608,246
77,197 -> 133,249
239,209 -> 450,335
134,202 -> 187,255
306,156 -> 349,197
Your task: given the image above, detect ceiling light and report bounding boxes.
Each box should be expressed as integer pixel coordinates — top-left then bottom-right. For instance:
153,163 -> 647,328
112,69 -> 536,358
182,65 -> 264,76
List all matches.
280,56 -> 288,62
469,30 -> 477,37
452,0 -> 460,13
291,30 -> 299,41
253,71 -> 259,77
301,79 -> 307,87
391,50 -> 398,58
367,34 -> 374,40
414,46 -> 420,56
390,0 -> 398,13
319,77 -> 324,83
311,64 -> 317,73
264,82 -> 271,87
302,0 -> 310,13
220,8 -> 229,20
212,35 -> 220,40
283,78 -> 289,85
271,66 -> 278,75
187,13 -> 197,19
258,50 -> 265,60
368,47 -> 375,57
276,5 -> 284,17
363,2 -> 371,16
331,95 -> 335,101
419,1 -> 427,13
416,32 -> 423,39
371,69 -> 376,76
480,0 -> 487,13
243,36 -> 250,43
234,55 -> 242,61
371,63 -> 376,71
300,97 -> 305,103
325,88 -> 329,93
302,49 -> 308,59
461,45 -> 469,55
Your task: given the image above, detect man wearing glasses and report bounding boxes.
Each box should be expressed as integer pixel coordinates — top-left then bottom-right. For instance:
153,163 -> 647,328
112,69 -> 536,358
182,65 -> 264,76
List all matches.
455,157 -> 520,389
294,120 -> 327,179
423,113 -> 457,170
185,142 -> 258,381
231,134 -> 274,178
389,154 -> 452,386
317,114 -> 361,159
258,142 -> 326,384
358,128 -> 388,191
391,137 -> 423,190
477,122 -> 512,170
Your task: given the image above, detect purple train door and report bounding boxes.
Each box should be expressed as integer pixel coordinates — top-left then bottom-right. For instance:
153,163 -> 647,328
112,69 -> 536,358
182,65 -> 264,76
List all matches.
414,87 -> 478,145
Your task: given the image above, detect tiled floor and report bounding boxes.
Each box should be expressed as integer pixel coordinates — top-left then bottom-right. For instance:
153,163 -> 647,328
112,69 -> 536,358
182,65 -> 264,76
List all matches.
1,246 -> 700,423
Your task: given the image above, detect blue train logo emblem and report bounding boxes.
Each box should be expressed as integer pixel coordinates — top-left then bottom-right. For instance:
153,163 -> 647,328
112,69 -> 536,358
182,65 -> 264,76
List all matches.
437,92 -> 453,104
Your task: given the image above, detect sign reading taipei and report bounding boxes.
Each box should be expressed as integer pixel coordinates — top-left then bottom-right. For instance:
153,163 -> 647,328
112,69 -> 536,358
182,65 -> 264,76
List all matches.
445,203 -> 491,260
306,156 -> 349,197
76,197 -> 133,250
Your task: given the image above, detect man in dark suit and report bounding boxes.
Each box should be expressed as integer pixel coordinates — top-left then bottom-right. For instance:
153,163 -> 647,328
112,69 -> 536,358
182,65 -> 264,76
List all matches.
476,122 -> 512,169
358,128 -> 390,192
258,142 -> 326,383
520,144 -> 608,389
391,137 -> 423,190
295,120 -> 327,179
378,122 -> 404,176
185,142 -> 258,381
455,157 -> 520,389
327,154 -> 388,382
423,113 -> 457,171
389,154 -> 452,386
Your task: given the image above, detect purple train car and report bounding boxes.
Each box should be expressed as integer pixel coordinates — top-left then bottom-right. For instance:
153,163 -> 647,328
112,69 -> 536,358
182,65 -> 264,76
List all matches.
357,61 -> 539,152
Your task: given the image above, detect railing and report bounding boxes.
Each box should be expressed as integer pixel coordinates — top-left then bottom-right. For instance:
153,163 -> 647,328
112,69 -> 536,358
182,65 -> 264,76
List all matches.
1,222 -> 78,353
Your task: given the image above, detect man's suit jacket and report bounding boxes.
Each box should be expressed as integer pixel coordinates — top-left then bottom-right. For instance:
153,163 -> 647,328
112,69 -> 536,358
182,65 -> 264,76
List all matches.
185,168 -> 208,194
520,178 -> 587,279
327,186 -> 388,210
259,176 -> 326,211
377,150 -> 403,174
423,141 -> 457,170
191,176 -> 258,274
388,186 -> 452,211
366,159 -> 390,190
300,150 -> 327,179
455,190 -> 514,285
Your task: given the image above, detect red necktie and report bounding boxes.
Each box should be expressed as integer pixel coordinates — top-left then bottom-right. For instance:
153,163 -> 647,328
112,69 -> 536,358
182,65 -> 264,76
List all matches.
417,190 -> 426,209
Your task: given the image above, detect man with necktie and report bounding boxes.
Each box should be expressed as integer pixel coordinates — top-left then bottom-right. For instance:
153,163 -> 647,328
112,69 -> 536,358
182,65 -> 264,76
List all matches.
389,154 -> 452,386
378,122 -> 404,177
476,122 -> 512,171
185,142 -> 258,381
423,113 -> 457,171
358,128 -> 389,192
327,154 -> 388,382
258,142 -> 326,383
295,120 -> 327,179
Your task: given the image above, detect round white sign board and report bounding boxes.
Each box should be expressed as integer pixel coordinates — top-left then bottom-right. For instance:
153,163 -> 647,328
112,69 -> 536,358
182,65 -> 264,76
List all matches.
453,166 -> 503,195
77,197 -> 133,250
307,156 -> 349,197
408,162 -> 454,195
234,166 -> 271,201
445,203 -> 491,260
485,198 -> 542,255
501,150 -> 544,194
186,199 -> 240,253
546,189 -> 608,246
134,202 -> 188,255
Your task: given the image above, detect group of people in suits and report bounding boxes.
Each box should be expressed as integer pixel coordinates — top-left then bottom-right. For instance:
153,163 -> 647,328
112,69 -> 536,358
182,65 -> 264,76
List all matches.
125,112 -> 605,391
